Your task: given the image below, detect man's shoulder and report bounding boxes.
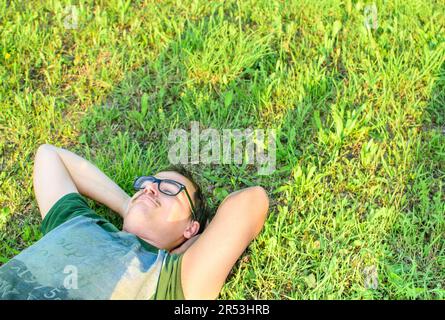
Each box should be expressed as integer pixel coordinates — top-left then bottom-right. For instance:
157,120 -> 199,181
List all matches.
41,192 -> 119,235
152,252 -> 185,300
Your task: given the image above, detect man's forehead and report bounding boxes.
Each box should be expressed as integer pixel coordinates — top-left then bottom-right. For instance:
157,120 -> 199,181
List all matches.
155,171 -> 196,192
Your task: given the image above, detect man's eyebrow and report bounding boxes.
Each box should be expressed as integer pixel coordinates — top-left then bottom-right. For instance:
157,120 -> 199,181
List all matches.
155,175 -> 180,184
156,173 -> 191,188
155,174 -> 171,180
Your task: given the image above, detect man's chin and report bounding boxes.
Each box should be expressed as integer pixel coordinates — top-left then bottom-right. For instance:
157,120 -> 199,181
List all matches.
122,223 -> 142,237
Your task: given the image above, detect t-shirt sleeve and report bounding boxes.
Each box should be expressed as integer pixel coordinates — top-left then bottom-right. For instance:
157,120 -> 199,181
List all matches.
40,192 -> 119,235
152,253 -> 185,300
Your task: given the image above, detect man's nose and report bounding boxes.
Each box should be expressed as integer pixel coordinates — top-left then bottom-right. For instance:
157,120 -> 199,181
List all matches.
143,182 -> 158,196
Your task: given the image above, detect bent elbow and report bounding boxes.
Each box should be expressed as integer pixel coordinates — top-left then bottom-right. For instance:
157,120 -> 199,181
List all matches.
35,143 -> 56,158
251,186 -> 270,216
248,186 -> 269,236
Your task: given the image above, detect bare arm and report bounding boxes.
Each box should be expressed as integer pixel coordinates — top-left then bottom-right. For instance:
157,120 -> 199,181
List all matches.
181,186 -> 269,299
33,144 -> 130,219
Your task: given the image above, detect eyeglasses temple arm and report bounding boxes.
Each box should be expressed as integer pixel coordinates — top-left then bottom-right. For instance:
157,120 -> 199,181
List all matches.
183,188 -> 197,220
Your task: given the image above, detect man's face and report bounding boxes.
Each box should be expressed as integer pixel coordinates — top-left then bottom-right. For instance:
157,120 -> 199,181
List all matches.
122,171 -> 199,250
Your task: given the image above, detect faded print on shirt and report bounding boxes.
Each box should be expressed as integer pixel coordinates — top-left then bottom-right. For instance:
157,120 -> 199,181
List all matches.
0,215 -> 167,300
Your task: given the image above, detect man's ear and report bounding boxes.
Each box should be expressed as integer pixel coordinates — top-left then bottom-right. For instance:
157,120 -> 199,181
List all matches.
183,220 -> 200,239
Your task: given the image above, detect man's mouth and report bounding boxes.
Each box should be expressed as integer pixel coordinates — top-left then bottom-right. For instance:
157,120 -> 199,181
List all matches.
137,194 -> 158,207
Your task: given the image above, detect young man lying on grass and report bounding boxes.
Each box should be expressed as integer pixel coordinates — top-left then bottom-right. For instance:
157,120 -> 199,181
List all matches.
0,144 -> 269,300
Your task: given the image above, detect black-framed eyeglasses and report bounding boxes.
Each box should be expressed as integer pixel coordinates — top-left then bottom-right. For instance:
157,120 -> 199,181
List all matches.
133,176 -> 197,221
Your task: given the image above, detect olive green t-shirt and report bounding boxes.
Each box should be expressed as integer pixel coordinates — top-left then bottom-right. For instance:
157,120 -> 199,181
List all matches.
0,193 -> 185,300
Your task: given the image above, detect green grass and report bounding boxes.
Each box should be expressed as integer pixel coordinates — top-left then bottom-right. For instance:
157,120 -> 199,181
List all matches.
1,0 -> 444,299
